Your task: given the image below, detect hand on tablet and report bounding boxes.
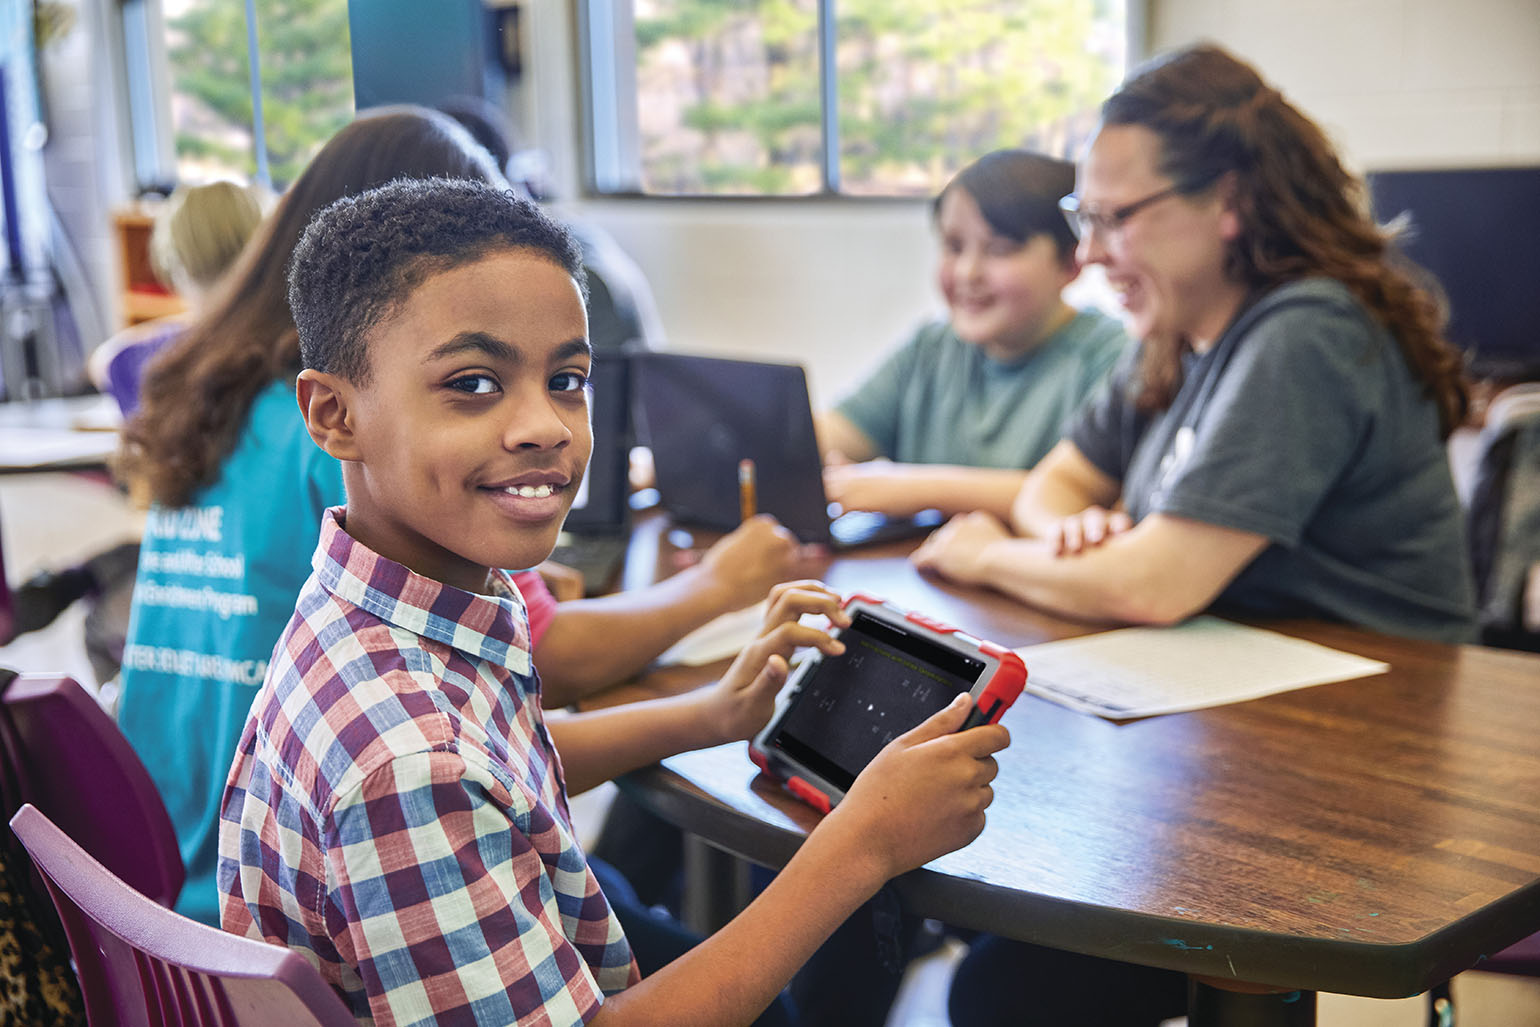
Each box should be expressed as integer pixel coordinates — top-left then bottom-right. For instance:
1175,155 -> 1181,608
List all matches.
832,694 -> 1009,879
702,580 -> 851,744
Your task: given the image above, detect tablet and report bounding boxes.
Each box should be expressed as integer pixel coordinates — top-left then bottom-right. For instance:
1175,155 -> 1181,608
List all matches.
749,594 -> 1026,813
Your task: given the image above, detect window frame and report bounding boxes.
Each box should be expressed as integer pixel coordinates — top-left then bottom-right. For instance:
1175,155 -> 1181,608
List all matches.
576,0 -> 1147,201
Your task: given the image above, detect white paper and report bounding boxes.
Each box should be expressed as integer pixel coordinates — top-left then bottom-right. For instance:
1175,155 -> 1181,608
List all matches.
656,601 -> 768,667
1016,616 -> 1389,719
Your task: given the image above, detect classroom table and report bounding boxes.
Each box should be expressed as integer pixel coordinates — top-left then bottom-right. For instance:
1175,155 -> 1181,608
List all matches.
609,516 -> 1540,1026
0,394 -> 121,472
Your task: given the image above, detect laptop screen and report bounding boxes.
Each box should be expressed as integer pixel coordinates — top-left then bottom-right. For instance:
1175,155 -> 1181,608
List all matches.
564,348 -> 632,535
633,352 -> 833,544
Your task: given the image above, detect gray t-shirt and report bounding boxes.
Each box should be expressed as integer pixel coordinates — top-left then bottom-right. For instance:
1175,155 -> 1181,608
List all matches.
1070,278 -> 1476,643
836,309 -> 1129,469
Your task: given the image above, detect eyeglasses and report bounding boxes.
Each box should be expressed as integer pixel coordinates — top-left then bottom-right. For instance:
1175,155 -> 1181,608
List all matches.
1058,184 -> 1186,239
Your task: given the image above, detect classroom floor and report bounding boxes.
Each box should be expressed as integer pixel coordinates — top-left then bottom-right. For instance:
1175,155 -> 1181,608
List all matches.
3,469 -> 1537,1026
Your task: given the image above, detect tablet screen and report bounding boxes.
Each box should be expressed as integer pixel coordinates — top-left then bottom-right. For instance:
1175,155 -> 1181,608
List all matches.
769,609 -> 985,791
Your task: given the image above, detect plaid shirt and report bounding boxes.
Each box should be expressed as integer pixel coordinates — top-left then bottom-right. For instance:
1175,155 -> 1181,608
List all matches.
218,509 -> 638,1026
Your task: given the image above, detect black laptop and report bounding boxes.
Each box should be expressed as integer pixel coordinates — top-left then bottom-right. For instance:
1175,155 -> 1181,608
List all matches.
549,348 -> 633,594
633,352 -> 942,548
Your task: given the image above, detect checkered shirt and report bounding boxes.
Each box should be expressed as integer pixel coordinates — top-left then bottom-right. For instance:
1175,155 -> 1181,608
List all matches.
218,508 -> 638,1026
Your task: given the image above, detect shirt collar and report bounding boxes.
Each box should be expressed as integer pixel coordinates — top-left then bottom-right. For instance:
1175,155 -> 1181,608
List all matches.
311,507 -> 533,675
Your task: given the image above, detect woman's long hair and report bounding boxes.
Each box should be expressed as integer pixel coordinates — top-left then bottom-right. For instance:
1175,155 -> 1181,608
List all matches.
117,106 -> 502,508
1103,44 -> 1468,437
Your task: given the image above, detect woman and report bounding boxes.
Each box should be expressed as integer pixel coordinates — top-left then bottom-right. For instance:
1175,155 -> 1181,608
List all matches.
926,42 -> 1474,1026
914,44 -> 1474,648
816,149 -> 1128,520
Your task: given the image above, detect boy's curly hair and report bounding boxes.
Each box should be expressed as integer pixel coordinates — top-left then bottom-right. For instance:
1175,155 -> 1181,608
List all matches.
288,176 -> 587,384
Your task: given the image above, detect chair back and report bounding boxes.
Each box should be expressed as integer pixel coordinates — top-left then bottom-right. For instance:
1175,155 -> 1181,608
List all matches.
0,673 -> 183,905
10,804 -> 354,1027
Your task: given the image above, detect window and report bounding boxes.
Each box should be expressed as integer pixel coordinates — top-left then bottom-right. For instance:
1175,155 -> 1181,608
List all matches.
133,0 -> 354,191
583,0 -> 1128,197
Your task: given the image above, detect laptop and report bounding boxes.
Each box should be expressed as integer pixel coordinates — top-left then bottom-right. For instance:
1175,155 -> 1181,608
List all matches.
633,351 -> 943,548
548,347 -> 633,594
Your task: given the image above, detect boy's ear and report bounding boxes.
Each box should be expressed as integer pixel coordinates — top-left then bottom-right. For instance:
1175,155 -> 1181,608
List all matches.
296,369 -> 363,462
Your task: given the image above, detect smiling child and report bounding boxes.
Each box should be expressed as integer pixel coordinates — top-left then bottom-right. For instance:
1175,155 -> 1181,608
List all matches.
816,150 -> 1129,521
217,177 -> 1008,1027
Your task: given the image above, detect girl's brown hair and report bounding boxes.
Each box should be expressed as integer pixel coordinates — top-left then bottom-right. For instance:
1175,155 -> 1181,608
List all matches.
117,106 -> 501,508
1103,44 -> 1468,437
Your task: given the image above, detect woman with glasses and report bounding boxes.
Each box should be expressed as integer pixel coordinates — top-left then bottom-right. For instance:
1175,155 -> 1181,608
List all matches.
913,43 -> 1475,655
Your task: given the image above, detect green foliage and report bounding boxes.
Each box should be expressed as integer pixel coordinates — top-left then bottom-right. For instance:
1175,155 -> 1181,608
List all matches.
167,0 -> 353,189
633,0 -> 1123,195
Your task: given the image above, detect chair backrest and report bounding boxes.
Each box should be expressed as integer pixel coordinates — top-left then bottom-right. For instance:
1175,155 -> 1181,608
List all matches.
10,804 -> 354,1027
0,673 -> 183,906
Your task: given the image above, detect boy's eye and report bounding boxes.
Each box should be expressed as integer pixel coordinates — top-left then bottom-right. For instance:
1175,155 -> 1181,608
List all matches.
448,374 -> 500,395
551,370 -> 590,394
986,238 -> 1022,257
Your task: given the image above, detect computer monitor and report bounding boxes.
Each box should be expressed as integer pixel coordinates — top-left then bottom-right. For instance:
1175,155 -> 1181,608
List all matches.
1368,166 -> 1540,380
563,347 -> 632,536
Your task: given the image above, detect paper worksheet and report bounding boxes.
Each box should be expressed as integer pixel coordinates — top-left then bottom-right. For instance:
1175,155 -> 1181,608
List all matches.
1016,616 -> 1389,719
655,601 -> 769,667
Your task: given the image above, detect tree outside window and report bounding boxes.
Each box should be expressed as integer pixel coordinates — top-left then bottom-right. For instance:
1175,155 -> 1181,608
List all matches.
610,0 -> 1126,197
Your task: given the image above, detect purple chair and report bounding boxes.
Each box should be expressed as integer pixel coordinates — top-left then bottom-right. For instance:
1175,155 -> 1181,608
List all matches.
9,803 -> 354,1027
0,673 -> 183,906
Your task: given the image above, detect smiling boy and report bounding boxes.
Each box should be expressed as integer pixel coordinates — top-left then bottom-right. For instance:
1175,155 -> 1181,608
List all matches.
217,178 -> 1008,1027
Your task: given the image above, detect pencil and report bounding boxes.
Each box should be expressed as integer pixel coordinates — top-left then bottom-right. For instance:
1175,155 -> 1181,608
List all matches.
738,458 -> 757,522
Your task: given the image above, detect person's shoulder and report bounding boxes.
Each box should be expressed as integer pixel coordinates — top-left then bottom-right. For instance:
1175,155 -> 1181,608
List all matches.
1248,278 -> 1374,334
274,588 -> 464,763
1063,306 -> 1132,355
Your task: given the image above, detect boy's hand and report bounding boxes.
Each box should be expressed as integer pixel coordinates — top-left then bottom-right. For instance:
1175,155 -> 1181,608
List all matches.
700,580 -> 850,745
697,515 -> 827,611
824,460 -> 932,518
828,694 -> 1009,881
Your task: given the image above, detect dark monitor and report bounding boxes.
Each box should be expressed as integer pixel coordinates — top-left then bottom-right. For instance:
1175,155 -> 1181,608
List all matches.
633,352 -> 834,545
1368,166 -> 1540,380
564,348 -> 632,535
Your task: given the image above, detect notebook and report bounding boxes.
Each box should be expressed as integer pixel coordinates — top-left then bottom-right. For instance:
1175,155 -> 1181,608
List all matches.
633,351 -> 942,548
548,347 -> 633,594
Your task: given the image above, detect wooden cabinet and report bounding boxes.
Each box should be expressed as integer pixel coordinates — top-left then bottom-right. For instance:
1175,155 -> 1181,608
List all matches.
112,205 -> 185,327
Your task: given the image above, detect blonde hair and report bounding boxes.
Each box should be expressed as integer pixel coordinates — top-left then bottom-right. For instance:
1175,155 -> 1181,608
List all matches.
148,181 -> 265,293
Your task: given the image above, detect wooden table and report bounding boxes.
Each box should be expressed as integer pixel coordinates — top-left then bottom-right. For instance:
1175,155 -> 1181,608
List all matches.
613,521 -> 1540,1025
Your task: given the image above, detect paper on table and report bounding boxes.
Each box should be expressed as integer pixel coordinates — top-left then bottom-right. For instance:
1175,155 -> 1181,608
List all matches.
1016,616 -> 1389,719
656,601 -> 769,667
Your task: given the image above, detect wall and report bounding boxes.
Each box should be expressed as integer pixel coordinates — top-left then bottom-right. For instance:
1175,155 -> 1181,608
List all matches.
548,0 -> 1540,402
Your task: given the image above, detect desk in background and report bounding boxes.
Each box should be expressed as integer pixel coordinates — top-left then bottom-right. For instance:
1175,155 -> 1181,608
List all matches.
611,520 -> 1540,1026
0,394 -> 121,473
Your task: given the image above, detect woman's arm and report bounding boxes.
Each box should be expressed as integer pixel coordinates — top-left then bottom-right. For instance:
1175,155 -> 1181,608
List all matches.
913,510 -> 1268,625
1009,440 -> 1123,538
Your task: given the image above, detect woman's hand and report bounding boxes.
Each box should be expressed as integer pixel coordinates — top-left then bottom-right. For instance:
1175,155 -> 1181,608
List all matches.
702,581 -> 851,744
1048,506 -> 1133,556
910,511 -> 1013,584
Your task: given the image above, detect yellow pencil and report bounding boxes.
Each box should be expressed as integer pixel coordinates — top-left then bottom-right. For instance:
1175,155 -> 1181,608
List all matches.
738,458 -> 757,522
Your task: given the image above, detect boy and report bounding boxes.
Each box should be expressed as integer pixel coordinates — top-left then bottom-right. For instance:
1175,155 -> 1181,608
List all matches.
816,150 -> 1128,522
218,177 -> 1008,1026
